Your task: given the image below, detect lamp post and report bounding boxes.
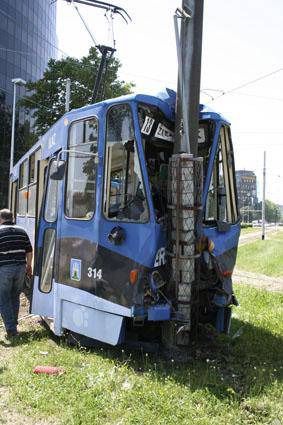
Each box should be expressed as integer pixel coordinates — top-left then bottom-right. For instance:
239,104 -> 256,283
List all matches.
9,78 -> 26,176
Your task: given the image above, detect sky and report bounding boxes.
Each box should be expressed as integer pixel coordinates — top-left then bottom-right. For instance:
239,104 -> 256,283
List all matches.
57,0 -> 283,205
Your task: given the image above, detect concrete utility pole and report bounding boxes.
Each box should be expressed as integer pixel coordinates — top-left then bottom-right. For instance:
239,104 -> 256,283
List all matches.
9,78 -> 26,176
262,151 -> 266,240
65,78 -> 71,112
174,0 -> 204,155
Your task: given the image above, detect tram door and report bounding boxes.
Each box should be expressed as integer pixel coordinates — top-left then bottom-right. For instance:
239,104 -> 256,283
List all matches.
31,159 -> 59,318
54,118 -> 99,295
96,104 -> 155,308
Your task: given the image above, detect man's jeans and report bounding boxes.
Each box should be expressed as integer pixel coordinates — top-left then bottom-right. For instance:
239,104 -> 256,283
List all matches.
0,264 -> 26,333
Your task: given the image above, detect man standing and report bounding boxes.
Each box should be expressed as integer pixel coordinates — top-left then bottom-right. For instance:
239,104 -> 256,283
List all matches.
0,209 -> 32,338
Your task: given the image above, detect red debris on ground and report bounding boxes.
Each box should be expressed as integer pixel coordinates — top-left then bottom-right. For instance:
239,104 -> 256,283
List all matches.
33,366 -> 65,375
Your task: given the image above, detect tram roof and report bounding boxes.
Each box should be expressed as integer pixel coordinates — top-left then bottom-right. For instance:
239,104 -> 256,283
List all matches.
12,90 -> 230,178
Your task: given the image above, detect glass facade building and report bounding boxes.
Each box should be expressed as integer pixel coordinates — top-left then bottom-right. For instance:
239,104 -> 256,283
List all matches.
0,0 -> 57,206
0,0 -> 57,104
236,170 -> 258,222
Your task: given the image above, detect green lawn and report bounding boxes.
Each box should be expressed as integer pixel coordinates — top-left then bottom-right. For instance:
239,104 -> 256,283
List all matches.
236,230 -> 283,277
240,227 -> 258,235
1,284 -> 283,425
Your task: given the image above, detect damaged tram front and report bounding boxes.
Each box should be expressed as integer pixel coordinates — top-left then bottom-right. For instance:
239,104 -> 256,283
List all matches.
11,91 -> 240,347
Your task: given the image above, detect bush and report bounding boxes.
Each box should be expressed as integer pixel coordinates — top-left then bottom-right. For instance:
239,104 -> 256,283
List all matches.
241,223 -> 253,228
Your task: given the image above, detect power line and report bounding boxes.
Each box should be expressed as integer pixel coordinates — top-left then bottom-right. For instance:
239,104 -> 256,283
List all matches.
201,89 -> 283,103
203,68 -> 283,103
234,131 -> 283,134
121,71 -> 176,86
0,85 -> 52,113
230,91 -> 283,103
19,96 -> 53,113
235,147 -> 283,150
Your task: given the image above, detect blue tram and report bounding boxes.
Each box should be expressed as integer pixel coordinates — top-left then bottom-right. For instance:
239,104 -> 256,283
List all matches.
10,89 -> 240,346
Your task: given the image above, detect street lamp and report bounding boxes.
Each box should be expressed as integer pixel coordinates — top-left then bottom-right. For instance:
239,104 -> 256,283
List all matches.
9,78 -> 26,176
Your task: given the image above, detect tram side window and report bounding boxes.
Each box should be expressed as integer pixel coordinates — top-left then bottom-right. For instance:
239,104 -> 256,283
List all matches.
18,160 -> 28,215
65,118 -> 98,219
104,104 -> 149,223
205,126 -> 238,224
11,181 -> 17,219
40,228 -> 56,293
28,149 -> 41,217
45,160 -> 59,223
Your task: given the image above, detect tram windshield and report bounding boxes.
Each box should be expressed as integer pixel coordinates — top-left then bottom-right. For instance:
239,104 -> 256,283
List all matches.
198,121 -> 238,224
198,121 -> 214,179
138,104 -> 174,221
104,104 -> 149,222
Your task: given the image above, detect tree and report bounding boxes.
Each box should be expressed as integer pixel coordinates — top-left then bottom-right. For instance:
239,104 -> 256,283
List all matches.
0,92 -> 36,208
0,92 -> 12,207
258,199 -> 282,223
20,47 -> 134,136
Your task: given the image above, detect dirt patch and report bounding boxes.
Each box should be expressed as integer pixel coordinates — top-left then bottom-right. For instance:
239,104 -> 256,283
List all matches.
0,396 -> 59,425
239,227 -> 283,246
234,268 -> 283,292
0,297 -> 58,425
0,294 -> 34,334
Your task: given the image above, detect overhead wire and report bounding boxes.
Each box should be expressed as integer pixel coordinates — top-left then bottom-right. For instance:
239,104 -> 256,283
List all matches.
201,88 -> 283,103
233,131 -> 283,134
228,91 -> 283,103
204,68 -> 283,103
0,85 -> 56,113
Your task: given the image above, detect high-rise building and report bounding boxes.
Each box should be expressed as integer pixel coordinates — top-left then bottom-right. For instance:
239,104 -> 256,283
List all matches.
236,170 -> 258,212
0,0 -> 57,206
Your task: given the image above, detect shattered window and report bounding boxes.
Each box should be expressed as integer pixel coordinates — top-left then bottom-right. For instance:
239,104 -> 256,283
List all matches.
104,104 -> 149,223
138,104 -> 174,221
205,125 -> 238,224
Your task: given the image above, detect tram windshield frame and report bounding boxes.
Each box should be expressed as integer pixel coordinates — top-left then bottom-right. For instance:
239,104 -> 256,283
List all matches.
137,103 -> 174,222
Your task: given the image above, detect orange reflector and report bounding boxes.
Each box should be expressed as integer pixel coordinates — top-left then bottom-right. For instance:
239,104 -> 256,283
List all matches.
221,270 -> 232,277
130,269 -> 138,285
23,191 -> 29,200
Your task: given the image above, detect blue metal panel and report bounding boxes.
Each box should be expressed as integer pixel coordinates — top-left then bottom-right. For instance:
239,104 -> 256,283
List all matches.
148,304 -> 171,321
32,278 -> 131,343
61,300 -> 124,345
203,223 -> 241,256
199,104 -> 230,125
56,282 -> 132,317
31,276 -> 55,318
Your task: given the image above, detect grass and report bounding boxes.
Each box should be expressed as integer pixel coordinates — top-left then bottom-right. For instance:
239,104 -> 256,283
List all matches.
0,284 -> 283,425
240,227 -> 258,235
237,230 -> 283,277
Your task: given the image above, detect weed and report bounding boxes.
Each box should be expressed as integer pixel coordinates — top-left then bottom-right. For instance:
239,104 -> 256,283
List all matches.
0,284 -> 282,424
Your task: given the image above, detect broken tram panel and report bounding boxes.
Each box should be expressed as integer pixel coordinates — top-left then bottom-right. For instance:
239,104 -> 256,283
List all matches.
9,90 -> 240,347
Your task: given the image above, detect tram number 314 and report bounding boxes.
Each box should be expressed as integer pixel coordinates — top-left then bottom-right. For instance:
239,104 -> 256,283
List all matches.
87,267 -> 103,280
